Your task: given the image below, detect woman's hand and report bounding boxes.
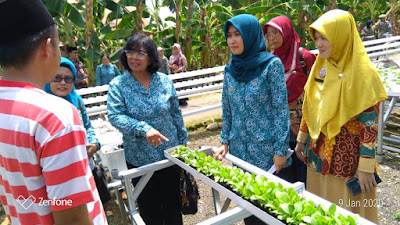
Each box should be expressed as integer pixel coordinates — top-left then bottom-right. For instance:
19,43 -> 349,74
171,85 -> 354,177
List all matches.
146,128 -> 169,147
86,144 -> 98,158
354,170 -> 377,193
214,144 -> 228,161
273,154 -> 287,174
295,142 -> 306,160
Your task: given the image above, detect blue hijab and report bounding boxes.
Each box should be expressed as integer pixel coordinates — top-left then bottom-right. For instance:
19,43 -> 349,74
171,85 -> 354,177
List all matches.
366,20 -> 373,28
44,57 -> 82,109
224,14 -> 276,83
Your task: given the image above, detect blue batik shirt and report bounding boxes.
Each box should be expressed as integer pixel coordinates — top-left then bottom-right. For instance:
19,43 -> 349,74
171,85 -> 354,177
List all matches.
96,63 -> 121,86
77,98 -> 100,170
220,58 -> 291,171
107,71 -> 188,166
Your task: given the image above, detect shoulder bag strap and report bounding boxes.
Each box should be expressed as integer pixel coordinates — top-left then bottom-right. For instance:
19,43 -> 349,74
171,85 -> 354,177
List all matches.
298,47 -> 307,75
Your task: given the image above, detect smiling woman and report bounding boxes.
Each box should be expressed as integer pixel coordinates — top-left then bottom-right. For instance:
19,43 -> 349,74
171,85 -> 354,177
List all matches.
295,10 -> 388,223
50,66 -> 75,97
214,14 -> 291,225
44,57 -> 110,203
107,33 -> 187,224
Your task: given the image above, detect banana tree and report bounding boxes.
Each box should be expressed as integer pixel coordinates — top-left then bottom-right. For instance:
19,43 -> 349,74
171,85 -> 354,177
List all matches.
164,0 -> 183,43
191,1 -> 233,68
184,0 -> 194,70
43,0 -> 85,49
45,0 -> 138,85
387,0 -> 399,35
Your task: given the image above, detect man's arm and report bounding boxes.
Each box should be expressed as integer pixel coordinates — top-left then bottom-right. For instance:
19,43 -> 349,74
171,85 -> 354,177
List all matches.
53,204 -> 93,225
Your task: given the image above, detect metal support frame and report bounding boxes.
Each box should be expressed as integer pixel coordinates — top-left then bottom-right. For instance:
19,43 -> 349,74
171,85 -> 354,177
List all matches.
108,145 -> 378,224
111,160 -> 175,225
212,188 -> 231,215
197,206 -> 252,225
163,146 -> 376,225
377,92 -> 400,158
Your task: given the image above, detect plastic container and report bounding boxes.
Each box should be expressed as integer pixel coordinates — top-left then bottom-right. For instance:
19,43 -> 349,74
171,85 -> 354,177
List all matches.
101,142 -> 128,172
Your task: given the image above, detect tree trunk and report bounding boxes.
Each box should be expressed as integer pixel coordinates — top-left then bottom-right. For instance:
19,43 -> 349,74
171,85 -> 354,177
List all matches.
327,0 -> 336,10
388,0 -> 399,36
61,16 -> 75,48
174,0 -> 182,43
225,45 -> 230,65
200,7 -> 209,68
84,0 -> 95,86
184,0 -> 194,71
206,24 -> 212,68
134,1 -> 144,34
297,0 -> 307,45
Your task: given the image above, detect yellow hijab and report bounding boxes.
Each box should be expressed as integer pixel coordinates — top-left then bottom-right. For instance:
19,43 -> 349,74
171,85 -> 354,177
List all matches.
303,9 -> 387,144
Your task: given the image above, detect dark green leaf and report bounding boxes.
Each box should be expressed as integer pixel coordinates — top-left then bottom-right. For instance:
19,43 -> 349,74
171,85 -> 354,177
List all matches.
104,29 -> 132,40
65,6 -> 85,27
86,46 -> 101,62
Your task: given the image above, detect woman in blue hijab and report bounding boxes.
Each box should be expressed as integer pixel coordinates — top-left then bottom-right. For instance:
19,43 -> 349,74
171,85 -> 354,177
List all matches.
45,58 -> 109,203
361,20 -> 376,41
45,57 -> 100,159
214,14 -> 292,224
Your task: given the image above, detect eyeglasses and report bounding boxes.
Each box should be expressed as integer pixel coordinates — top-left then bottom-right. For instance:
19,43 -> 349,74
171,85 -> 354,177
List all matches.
71,51 -> 78,54
265,30 -> 280,38
53,75 -> 74,84
125,50 -> 148,59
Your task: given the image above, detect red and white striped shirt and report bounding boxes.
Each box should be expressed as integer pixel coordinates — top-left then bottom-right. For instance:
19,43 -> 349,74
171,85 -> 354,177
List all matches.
0,80 -> 107,224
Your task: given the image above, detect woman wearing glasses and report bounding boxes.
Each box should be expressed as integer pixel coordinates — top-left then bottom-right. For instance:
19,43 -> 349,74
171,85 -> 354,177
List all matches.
45,57 -> 111,203
107,33 -> 187,225
263,16 -> 316,186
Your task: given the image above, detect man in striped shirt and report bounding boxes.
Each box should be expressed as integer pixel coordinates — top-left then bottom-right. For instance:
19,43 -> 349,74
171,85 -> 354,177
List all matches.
0,0 -> 107,224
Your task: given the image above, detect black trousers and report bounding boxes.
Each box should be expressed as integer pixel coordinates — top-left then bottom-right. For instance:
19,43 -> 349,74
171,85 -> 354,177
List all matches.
127,162 -> 183,225
287,141 -> 307,186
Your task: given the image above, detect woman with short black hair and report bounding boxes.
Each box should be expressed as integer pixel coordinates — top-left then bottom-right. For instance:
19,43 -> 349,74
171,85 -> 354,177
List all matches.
96,53 -> 121,86
107,33 -> 187,225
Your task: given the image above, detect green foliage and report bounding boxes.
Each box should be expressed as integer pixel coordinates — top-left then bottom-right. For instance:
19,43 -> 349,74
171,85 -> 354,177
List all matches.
171,146 -> 360,225
395,212 -> 400,220
377,66 -> 400,91
44,0 -> 85,28
185,117 -> 223,132
44,0 -> 394,85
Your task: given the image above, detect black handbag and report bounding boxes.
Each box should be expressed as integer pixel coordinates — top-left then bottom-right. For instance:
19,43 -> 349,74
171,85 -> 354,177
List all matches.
180,169 -> 200,215
92,166 -> 111,204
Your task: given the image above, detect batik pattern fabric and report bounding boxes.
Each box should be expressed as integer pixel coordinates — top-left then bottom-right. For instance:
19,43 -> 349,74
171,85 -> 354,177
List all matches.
300,104 -> 379,178
158,56 -> 170,75
220,57 -> 291,171
288,92 -> 304,143
96,63 -> 121,86
71,58 -> 89,84
107,71 -> 187,167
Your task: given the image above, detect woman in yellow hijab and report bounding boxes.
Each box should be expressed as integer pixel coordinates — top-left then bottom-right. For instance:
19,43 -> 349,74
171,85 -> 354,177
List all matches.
295,9 -> 387,223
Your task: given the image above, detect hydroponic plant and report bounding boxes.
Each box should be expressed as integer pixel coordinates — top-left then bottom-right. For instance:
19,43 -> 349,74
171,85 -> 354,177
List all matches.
378,66 -> 400,91
171,146 -> 360,225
